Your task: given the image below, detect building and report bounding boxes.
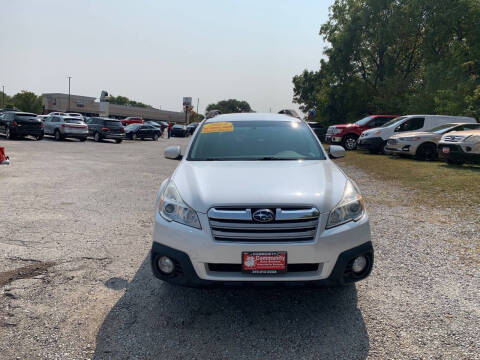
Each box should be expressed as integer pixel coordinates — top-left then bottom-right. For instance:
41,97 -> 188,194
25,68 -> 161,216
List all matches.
42,93 -> 186,123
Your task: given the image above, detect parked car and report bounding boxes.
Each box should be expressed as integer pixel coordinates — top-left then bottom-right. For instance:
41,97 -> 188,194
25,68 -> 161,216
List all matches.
86,117 -> 125,143
65,112 -> 84,119
37,115 -> 49,122
0,146 -> 9,165
121,116 -> 144,126
171,124 -> 188,137
307,122 -> 327,141
386,122 -> 480,160
325,115 -> 398,151
186,122 -> 199,135
438,129 -> 480,165
145,121 -> 164,133
0,111 -> 44,140
357,115 -> 477,154
125,124 -> 161,140
44,115 -> 88,141
46,112 -> 68,117
278,109 -> 302,119
152,113 -> 373,287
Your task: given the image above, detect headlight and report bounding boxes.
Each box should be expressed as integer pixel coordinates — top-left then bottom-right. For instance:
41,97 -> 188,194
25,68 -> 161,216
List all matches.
326,180 -> 365,229
158,181 -> 201,229
333,128 -> 342,134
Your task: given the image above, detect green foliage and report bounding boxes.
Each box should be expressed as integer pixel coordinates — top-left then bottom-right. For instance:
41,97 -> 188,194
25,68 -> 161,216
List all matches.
0,91 -> 11,109
109,95 -> 151,108
11,91 -> 42,113
206,99 -> 252,114
188,111 -> 205,123
293,0 -> 480,124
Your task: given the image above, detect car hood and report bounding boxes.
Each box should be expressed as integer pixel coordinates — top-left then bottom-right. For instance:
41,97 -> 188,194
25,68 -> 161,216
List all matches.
171,160 -> 347,214
330,124 -> 358,129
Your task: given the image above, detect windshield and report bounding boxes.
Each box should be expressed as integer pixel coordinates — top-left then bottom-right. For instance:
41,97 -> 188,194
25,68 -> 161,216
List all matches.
126,124 -> 141,130
381,116 -> 406,128
15,113 -> 38,119
188,120 -> 325,161
105,120 -> 123,128
354,116 -> 375,126
430,124 -> 457,134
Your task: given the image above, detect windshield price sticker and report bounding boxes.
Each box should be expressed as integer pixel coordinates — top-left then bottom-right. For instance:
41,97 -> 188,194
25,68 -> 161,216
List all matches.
242,252 -> 287,274
201,122 -> 234,134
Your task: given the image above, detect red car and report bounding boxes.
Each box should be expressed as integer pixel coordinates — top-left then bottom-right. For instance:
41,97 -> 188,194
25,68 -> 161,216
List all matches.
324,115 -> 398,150
120,117 -> 144,126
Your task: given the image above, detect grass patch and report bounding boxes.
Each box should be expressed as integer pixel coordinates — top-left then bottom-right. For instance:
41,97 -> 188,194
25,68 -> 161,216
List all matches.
337,151 -> 480,208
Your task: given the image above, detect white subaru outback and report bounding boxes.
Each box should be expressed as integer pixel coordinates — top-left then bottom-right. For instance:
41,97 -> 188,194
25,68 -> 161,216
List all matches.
151,113 -> 373,287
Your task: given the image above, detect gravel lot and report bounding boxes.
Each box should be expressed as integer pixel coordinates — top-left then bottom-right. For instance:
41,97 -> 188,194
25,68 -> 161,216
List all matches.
0,136 -> 479,359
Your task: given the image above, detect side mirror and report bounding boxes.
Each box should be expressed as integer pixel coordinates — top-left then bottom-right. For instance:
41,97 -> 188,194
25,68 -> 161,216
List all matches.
164,145 -> 182,160
394,125 -> 401,132
328,145 -> 346,159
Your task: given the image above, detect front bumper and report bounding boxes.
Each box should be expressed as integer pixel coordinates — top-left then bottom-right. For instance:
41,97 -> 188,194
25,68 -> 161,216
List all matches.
385,141 -> 417,155
151,211 -> 373,287
438,144 -> 480,163
357,137 -> 384,151
324,135 -> 342,144
64,131 -> 88,138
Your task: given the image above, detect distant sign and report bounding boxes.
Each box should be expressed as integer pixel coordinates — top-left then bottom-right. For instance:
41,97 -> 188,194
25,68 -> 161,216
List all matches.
183,97 -> 192,106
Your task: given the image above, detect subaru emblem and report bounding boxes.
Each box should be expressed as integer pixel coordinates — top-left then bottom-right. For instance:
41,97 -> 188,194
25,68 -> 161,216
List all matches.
252,209 -> 275,223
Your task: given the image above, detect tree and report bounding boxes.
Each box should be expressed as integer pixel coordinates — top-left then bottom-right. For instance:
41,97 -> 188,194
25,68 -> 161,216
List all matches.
0,91 -> 12,109
293,0 -> 480,123
206,99 -> 252,114
188,111 -> 205,123
11,91 -> 42,113
109,95 -> 151,108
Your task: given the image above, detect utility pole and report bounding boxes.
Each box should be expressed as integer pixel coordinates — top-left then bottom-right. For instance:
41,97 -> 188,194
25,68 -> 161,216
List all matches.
2,85 -> 4,108
67,76 -> 72,112
196,98 -> 199,116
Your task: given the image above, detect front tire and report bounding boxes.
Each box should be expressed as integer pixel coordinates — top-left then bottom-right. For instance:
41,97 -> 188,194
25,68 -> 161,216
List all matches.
153,134 -> 159,141
415,143 -> 437,161
341,134 -> 358,151
36,134 -> 44,141
79,137 -> 87,142
132,133 -> 137,141
115,139 -> 122,144
94,132 -> 102,142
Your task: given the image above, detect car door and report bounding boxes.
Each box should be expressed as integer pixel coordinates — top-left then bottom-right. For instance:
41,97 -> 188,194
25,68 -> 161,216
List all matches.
0,114 -> 5,133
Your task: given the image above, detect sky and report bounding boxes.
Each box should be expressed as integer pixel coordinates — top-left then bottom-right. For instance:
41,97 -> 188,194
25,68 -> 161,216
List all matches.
0,0 -> 334,114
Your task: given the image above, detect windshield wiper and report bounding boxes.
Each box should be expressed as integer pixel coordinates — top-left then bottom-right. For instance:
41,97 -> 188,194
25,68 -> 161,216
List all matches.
256,156 -> 301,160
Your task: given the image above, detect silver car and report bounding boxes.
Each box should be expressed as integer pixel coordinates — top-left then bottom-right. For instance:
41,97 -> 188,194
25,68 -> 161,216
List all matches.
44,115 -> 88,141
151,113 -> 373,287
386,122 -> 480,160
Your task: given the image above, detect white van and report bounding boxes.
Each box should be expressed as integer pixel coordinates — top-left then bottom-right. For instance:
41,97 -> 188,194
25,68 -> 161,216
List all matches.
357,115 -> 477,153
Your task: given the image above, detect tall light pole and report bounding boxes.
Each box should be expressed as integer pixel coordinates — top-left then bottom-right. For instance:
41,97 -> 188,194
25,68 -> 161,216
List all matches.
196,98 -> 199,117
67,76 -> 72,112
2,85 -> 4,108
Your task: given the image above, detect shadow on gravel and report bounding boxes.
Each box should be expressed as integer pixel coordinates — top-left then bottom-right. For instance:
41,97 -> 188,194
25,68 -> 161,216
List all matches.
93,256 -> 369,360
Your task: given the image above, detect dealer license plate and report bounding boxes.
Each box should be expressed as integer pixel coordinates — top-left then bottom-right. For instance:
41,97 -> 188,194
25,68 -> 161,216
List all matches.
242,251 -> 287,274
442,147 -> 450,154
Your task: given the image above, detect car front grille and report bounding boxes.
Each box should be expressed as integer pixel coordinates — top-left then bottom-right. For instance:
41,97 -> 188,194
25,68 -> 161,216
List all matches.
443,135 -> 464,142
208,207 -> 320,243
387,139 -> 398,145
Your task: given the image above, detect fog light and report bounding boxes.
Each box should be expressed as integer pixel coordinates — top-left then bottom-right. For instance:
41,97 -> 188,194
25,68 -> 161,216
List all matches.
157,256 -> 175,274
352,256 -> 367,273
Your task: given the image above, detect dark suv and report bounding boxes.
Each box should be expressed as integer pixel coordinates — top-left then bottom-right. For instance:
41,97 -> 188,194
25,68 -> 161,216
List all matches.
0,111 -> 44,140
86,117 -> 125,143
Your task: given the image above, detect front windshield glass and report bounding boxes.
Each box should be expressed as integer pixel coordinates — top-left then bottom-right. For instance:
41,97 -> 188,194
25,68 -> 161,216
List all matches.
430,124 -> 456,134
354,116 -> 374,126
188,120 -> 325,161
381,116 -> 406,128
104,120 -> 123,128
126,124 -> 141,130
